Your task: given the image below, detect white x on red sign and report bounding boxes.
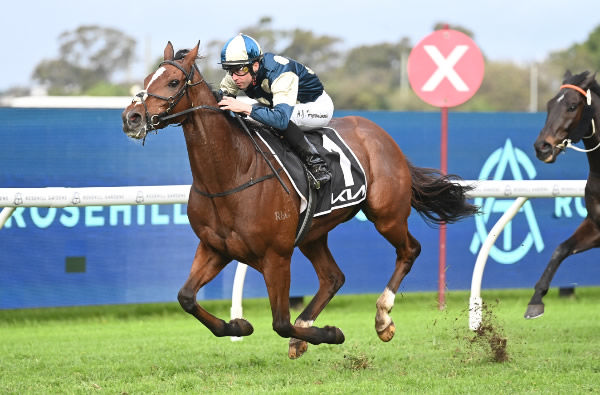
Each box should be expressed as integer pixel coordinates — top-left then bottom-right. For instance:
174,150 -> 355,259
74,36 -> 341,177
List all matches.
422,45 -> 469,92
408,29 -> 484,108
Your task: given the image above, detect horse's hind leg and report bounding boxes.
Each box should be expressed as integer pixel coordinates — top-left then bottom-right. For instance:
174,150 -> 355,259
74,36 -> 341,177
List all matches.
372,216 -> 421,342
288,234 -> 345,359
525,218 -> 600,319
178,241 -> 254,337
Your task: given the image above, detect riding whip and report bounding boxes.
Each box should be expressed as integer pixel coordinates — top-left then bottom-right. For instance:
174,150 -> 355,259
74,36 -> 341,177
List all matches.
233,113 -> 290,194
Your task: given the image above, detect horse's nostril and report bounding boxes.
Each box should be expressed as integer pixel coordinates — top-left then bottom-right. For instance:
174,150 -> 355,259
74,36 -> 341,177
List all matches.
128,111 -> 142,127
541,142 -> 552,153
534,139 -> 555,162
534,140 -> 551,154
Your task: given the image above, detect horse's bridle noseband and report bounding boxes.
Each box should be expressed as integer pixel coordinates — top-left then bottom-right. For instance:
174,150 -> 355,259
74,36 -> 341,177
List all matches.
133,59 -> 221,136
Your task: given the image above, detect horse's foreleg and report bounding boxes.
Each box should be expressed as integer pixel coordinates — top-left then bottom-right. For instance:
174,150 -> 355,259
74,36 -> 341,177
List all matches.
178,241 -> 253,337
525,218 -> 600,319
288,235 -> 345,359
262,252 -> 344,358
374,224 -> 421,342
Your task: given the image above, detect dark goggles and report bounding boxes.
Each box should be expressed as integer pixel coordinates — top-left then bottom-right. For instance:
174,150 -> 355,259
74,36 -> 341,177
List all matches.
225,65 -> 250,76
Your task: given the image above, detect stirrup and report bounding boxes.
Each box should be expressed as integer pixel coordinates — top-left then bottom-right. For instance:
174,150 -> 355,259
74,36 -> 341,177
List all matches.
306,171 -> 321,190
308,167 -> 331,190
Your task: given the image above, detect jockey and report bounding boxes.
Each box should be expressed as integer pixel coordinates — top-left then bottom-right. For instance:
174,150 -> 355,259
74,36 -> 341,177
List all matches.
217,33 -> 333,187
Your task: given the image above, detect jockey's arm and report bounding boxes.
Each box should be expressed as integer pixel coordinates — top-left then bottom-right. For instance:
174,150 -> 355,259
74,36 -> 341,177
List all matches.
218,96 -> 253,116
249,72 -> 299,130
219,75 -> 240,97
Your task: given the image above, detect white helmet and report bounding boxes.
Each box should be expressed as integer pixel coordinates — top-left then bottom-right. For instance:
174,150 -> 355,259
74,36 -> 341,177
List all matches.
220,33 -> 263,69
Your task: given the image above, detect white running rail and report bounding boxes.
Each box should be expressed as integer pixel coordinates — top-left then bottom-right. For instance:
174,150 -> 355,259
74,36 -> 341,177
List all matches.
0,180 -> 587,333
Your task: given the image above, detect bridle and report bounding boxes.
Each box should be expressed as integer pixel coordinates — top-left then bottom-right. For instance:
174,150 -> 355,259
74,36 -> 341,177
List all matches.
132,59 -> 221,137
555,84 -> 599,153
130,56 -> 291,197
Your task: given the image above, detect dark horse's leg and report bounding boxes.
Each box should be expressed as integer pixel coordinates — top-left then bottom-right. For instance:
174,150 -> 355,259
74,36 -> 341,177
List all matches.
288,234 -> 345,359
177,241 -> 254,337
261,249 -> 345,352
525,217 -> 600,319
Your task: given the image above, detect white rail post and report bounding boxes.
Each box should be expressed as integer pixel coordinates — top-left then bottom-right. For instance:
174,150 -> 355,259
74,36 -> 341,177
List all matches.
0,207 -> 16,230
469,197 -> 528,330
230,262 -> 248,341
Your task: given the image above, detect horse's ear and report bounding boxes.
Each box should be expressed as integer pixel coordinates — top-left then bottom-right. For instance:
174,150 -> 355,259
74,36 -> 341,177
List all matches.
182,41 -> 200,68
582,71 -> 596,88
563,70 -> 573,82
164,41 -> 175,61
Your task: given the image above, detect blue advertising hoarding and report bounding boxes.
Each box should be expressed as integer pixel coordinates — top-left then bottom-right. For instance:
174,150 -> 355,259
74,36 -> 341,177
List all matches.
1,108 -> 598,309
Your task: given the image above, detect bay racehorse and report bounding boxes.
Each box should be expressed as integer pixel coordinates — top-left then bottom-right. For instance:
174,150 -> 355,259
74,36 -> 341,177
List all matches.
121,42 -> 478,358
528,70 -> 600,319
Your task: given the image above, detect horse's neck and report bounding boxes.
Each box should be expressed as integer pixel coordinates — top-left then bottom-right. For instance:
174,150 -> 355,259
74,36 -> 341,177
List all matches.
183,110 -> 255,193
584,95 -> 600,176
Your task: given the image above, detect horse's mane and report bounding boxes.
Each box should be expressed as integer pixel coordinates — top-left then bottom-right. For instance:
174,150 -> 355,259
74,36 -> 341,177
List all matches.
173,48 -> 222,101
565,71 -> 600,97
174,48 -> 202,61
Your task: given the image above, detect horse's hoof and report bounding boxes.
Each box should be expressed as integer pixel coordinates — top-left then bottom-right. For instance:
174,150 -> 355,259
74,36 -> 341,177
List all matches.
324,325 -> 345,344
377,321 -> 395,342
228,318 -> 254,336
524,304 -> 544,319
288,338 -> 308,359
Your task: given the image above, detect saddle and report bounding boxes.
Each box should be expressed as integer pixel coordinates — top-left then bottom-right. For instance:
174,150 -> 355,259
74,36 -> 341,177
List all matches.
243,119 -> 368,243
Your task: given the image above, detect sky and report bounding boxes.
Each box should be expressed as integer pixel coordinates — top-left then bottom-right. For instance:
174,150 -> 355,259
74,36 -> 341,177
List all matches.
1,0 -> 599,91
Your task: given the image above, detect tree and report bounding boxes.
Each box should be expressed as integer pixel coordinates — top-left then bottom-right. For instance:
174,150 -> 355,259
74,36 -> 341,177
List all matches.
460,61 -> 532,111
237,16 -> 280,55
546,25 -> 600,78
32,59 -> 97,95
280,29 -> 342,74
32,25 -> 136,94
234,16 -> 342,73
433,22 -> 474,38
323,39 -> 413,110
24,17 -> 600,112
189,17 -> 344,87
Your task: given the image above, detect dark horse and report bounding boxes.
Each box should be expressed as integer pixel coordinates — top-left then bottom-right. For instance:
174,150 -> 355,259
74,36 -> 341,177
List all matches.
528,70 -> 600,319
121,42 -> 477,358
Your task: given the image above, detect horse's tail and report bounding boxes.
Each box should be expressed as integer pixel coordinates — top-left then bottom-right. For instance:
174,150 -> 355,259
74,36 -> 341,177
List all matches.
408,161 -> 479,226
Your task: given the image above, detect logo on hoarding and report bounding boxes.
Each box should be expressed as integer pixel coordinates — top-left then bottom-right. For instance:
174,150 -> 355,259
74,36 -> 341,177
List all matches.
469,139 -> 544,264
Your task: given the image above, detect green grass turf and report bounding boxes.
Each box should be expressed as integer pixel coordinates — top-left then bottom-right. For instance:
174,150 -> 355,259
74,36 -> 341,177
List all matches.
1,288 -> 599,393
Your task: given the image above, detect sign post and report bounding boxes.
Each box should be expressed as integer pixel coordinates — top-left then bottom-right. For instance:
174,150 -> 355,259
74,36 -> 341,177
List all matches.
407,27 -> 484,309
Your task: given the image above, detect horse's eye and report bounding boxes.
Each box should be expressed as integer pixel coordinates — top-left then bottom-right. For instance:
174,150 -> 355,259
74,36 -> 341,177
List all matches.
567,103 -> 578,112
168,79 -> 180,88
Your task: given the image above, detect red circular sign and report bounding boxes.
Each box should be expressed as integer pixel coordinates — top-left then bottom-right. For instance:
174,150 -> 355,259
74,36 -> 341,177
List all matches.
407,29 -> 484,108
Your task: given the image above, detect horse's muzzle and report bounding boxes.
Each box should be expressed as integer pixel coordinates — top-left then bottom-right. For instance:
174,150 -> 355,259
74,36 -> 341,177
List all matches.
122,109 -> 147,140
533,139 -> 557,163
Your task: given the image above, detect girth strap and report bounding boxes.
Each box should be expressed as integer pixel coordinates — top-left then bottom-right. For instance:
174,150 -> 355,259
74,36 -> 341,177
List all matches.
192,171 -> 281,198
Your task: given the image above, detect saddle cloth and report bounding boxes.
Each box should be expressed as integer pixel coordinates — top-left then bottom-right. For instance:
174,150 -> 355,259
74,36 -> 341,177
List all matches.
253,125 -> 367,217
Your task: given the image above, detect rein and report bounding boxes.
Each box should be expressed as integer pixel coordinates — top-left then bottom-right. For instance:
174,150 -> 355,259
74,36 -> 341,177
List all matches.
135,58 -> 290,197
556,84 -> 600,153
160,104 -> 222,121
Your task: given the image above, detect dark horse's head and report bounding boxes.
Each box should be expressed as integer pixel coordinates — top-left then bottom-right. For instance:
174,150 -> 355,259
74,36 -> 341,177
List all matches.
534,70 -> 598,163
122,41 -> 205,141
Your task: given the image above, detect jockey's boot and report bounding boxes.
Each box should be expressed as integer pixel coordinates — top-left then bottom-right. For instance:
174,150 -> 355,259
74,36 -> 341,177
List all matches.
283,121 -> 332,189
298,135 -> 332,188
